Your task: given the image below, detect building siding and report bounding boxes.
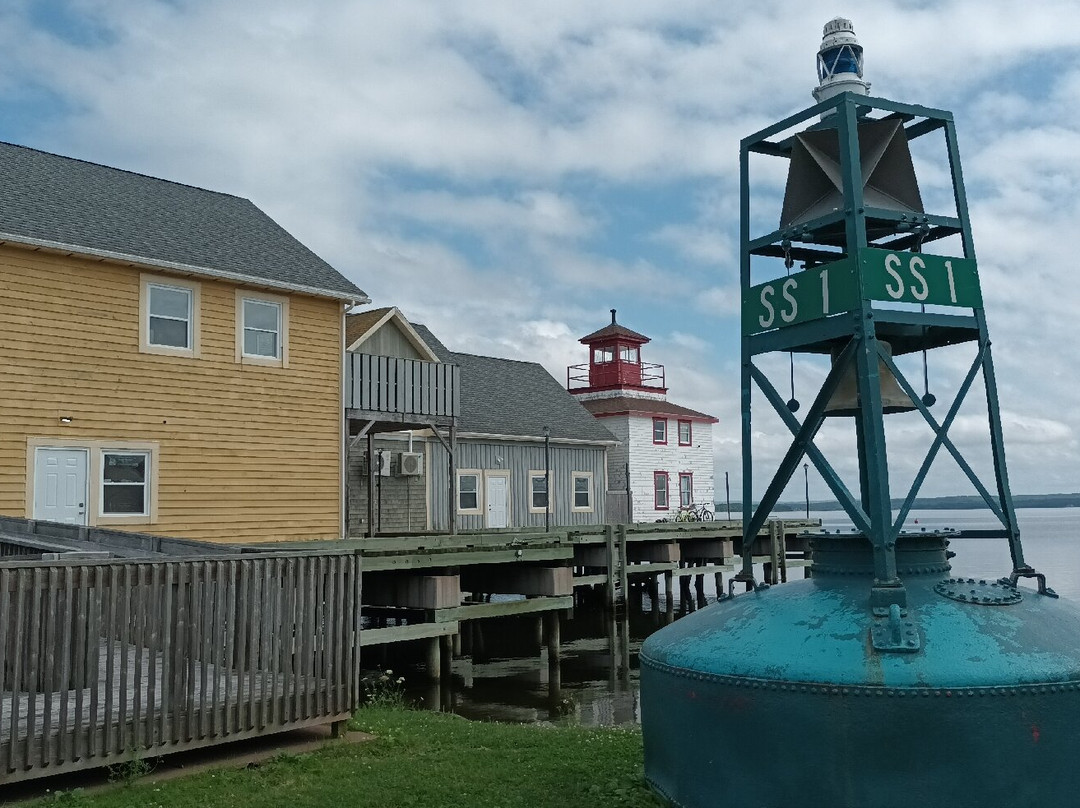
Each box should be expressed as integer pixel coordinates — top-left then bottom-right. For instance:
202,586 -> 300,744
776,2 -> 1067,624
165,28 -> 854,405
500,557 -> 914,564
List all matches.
0,245 -> 343,543
429,439 -> 608,530
615,415 -> 715,522
346,436 -> 428,535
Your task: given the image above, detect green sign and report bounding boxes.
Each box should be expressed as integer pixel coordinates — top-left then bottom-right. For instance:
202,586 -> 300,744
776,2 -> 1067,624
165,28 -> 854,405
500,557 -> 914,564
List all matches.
861,248 -> 982,309
742,258 -> 860,335
743,250 -> 982,335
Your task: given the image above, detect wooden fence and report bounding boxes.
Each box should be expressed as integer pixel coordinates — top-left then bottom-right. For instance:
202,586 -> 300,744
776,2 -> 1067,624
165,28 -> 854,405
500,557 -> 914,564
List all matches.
0,551 -> 362,784
345,353 -> 460,418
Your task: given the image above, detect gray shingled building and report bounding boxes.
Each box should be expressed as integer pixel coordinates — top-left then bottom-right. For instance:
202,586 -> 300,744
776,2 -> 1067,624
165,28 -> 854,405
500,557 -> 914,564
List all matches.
345,316 -> 616,533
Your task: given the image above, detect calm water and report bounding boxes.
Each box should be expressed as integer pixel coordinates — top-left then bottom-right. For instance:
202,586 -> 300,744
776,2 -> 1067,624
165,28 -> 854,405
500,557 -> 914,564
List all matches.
398,507 -> 1080,727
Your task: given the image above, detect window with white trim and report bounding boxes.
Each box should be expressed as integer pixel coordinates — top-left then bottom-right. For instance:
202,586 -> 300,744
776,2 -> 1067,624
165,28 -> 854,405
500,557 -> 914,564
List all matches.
654,471 -> 669,510
101,451 -> 150,516
678,420 -> 692,446
653,418 -> 667,444
458,471 -> 481,513
679,473 -> 693,508
572,472 -> 593,512
243,298 -> 281,358
140,275 -> 200,357
148,284 -> 192,348
528,471 -> 553,513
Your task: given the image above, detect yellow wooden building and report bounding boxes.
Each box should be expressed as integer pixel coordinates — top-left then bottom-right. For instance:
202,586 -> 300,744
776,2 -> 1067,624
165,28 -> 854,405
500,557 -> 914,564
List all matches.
0,143 -> 368,543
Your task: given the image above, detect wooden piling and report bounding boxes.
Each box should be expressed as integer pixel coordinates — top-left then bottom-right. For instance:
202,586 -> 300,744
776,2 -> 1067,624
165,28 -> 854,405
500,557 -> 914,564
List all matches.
605,525 -> 616,611
617,524 -> 629,608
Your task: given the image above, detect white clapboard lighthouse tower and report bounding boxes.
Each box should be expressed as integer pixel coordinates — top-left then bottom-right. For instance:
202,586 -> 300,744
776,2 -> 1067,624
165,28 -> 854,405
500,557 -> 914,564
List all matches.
567,310 -> 717,522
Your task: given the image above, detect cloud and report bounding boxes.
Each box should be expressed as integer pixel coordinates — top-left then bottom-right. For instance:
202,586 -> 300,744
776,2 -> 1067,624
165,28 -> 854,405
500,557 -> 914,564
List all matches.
2,0 -> 1079,501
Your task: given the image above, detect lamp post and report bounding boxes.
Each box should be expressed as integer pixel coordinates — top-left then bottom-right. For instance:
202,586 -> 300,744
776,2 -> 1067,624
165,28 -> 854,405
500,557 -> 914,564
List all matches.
543,426 -> 551,532
725,471 -> 731,521
803,463 -> 810,519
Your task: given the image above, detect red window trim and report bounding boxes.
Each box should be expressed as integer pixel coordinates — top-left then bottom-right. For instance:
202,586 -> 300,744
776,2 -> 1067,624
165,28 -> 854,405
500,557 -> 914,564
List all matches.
678,472 -> 694,508
654,471 -> 670,510
652,417 -> 668,445
677,419 -> 692,446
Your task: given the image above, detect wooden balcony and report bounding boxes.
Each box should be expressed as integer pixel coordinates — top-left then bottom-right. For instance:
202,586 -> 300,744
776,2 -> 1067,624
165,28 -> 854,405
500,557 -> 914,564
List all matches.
345,353 -> 459,424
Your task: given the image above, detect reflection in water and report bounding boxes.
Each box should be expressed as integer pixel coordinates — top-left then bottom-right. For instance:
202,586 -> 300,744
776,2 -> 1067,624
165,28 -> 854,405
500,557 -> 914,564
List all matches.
390,508 -> 1080,728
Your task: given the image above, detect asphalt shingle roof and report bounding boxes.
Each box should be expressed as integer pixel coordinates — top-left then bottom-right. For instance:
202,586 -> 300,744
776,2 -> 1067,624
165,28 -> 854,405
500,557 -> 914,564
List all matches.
0,142 -> 366,301
579,395 -> 718,422
412,324 -> 616,444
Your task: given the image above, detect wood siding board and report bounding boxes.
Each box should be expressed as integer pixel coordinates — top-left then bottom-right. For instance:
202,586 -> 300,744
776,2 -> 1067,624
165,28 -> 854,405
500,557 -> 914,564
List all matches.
2,253 -> 343,543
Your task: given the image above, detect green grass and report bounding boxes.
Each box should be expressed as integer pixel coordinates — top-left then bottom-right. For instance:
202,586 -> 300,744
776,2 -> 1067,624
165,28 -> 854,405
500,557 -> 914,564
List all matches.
30,709 -> 664,808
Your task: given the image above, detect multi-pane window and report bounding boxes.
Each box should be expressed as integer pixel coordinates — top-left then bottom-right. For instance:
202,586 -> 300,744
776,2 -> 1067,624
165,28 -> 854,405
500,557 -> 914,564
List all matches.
679,473 -> 693,508
458,473 -> 480,511
529,472 -> 550,512
148,284 -> 192,349
678,420 -> 692,446
653,418 -> 667,444
593,347 -> 614,363
619,346 -> 638,363
101,451 -> 149,516
572,472 -> 592,511
654,471 -> 669,509
242,298 -> 282,358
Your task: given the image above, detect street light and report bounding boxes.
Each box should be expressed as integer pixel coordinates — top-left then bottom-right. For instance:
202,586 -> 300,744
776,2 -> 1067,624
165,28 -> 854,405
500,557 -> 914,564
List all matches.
725,471 -> 731,521
803,462 -> 810,519
543,426 -> 551,532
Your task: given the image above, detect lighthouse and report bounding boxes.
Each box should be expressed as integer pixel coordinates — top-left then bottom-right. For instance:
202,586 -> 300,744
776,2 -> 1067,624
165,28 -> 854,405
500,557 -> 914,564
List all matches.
640,18 -> 1080,808
567,310 -> 717,523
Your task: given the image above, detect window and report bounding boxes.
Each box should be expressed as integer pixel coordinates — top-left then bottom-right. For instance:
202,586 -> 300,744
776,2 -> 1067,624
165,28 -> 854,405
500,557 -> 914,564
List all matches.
149,285 -> 191,348
679,473 -> 693,508
619,346 -> 638,363
528,471 -> 553,514
101,451 -> 150,516
653,418 -> 667,444
654,471 -> 669,510
458,471 -> 481,513
140,275 -> 200,356
572,472 -> 593,512
236,291 -> 289,365
593,347 -> 613,364
678,420 -> 692,446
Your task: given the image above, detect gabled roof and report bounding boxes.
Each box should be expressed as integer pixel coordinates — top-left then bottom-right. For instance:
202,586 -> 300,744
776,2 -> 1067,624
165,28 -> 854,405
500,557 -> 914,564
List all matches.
579,395 -> 718,423
346,307 -> 440,361
0,142 -> 367,302
412,323 -> 617,445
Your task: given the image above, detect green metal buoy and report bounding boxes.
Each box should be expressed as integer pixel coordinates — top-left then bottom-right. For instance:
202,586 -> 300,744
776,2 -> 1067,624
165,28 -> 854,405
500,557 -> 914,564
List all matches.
641,18 -> 1080,808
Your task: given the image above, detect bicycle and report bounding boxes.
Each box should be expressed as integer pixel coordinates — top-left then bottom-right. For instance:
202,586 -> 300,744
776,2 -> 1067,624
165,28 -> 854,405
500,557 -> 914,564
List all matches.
674,503 -> 713,522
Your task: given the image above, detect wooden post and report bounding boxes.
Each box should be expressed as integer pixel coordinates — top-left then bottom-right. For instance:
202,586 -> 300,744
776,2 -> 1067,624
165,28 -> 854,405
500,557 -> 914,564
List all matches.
448,424 -> 458,535
778,520 -> 788,583
768,520 -> 780,585
424,637 -> 440,681
604,525 -> 616,611
664,570 -> 674,622
366,433 -> 376,538
439,634 -> 453,681
694,565 -> 706,608
452,631 -> 462,657
544,612 -> 561,673
617,524 -> 629,608
680,572 -> 693,613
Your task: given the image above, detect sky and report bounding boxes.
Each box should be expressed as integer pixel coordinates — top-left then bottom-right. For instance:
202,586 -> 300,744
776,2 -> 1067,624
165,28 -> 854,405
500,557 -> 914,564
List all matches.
3,0 -> 1080,504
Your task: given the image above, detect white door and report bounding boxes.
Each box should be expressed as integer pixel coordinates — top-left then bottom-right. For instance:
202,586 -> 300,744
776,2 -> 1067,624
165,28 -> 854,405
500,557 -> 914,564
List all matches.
485,475 -> 509,528
34,448 -> 89,525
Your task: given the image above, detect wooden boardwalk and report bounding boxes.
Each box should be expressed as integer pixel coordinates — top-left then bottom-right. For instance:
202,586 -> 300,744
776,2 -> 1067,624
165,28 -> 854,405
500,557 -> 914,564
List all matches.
0,551 -> 361,784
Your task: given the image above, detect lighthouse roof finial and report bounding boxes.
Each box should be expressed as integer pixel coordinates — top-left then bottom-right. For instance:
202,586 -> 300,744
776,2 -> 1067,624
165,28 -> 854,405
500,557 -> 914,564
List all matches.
611,308 -> 617,324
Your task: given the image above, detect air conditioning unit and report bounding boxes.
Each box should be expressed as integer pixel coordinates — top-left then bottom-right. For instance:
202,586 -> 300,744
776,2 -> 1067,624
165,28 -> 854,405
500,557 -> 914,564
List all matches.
372,450 -> 391,476
399,452 -> 424,476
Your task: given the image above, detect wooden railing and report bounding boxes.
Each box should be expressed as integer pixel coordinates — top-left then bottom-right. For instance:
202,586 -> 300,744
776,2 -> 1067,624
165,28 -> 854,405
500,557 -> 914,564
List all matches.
0,551 -> 362,784
345,353 -> 459,419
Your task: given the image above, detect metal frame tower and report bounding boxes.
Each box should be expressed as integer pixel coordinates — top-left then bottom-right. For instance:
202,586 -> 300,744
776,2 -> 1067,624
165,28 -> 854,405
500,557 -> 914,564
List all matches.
738,90 -> 1050,608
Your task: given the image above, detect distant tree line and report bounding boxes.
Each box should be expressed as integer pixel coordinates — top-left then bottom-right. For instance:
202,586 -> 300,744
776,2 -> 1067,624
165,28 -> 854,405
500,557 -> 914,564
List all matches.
721,493 -> 1080,512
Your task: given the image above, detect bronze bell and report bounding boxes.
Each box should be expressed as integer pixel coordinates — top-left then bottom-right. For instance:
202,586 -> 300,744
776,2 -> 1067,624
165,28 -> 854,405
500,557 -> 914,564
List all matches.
824,341 -> 916,416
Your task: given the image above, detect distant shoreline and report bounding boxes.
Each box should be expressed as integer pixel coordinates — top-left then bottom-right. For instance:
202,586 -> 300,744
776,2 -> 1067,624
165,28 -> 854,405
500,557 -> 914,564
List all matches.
726,493 -> 1080,512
